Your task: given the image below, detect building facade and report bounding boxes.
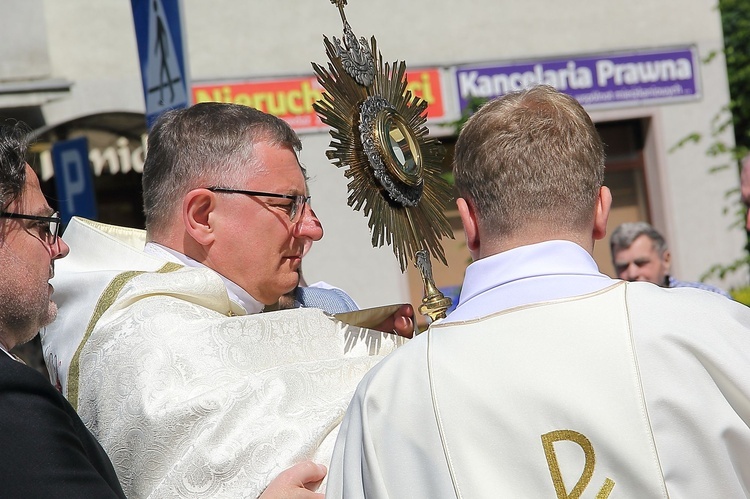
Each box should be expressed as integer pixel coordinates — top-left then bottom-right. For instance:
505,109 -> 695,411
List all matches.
1,0 -> 744,315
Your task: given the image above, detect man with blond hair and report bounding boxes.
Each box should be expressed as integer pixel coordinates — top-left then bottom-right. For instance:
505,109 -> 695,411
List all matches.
327,86 -> 750,498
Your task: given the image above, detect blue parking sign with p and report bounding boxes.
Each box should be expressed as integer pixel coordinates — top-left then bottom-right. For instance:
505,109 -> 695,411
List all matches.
51,137 -> 97,224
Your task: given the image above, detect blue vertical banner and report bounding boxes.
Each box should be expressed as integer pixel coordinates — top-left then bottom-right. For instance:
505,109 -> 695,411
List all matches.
51,137 -> 97,224
131,0 -> 190,128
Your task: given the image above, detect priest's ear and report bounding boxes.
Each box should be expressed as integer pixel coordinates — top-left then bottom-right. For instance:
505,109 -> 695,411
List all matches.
182,188 -> 217,245
457,197 -> 480,260
592,186 -> 612,241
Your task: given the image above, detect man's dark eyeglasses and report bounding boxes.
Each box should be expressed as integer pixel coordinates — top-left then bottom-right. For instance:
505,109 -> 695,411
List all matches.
207,187 -> 311,223
0,211 -> 61,246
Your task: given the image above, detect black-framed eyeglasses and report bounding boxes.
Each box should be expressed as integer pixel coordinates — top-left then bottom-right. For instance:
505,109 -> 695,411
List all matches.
0,211 -> 61,246
207,187 -> 311,223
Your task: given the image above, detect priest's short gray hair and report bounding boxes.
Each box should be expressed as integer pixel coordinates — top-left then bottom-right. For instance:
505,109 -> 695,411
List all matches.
142,102 -> 303,235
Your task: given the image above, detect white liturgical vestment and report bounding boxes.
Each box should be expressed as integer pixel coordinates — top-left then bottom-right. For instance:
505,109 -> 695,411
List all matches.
41,217 -> 406,498
327,241 -> 750,498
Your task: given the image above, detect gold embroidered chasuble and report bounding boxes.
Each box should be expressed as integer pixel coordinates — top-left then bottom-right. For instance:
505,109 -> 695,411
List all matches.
42,217 -> 405,498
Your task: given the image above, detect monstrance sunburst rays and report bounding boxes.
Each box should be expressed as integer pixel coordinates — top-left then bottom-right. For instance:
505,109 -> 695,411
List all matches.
312,1 -> 455,321
312,17 -> 454,276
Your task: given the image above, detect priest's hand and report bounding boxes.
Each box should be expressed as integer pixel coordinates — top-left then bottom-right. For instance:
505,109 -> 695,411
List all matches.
375,303 -> 415,338
260,461 -> 326,498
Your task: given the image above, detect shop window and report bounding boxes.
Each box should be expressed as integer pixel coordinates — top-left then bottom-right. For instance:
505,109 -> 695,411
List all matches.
595,119 -> 649,277
28,113 -> 148,232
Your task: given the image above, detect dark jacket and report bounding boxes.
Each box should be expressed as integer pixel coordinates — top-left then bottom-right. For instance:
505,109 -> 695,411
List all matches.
0,351 -> 125,498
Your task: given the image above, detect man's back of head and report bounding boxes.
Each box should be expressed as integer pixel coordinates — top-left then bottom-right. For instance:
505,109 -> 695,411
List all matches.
326,87 -> 750,499
453,85 -> 605,247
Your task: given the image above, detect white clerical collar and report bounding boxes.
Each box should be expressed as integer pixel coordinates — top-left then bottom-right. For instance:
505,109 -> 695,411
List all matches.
458,240 -> 606,304
143,242 -> 264,315
446,240 -> 614,323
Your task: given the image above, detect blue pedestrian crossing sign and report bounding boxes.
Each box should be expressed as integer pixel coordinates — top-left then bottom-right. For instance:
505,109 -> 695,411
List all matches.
131,0 -> 190,128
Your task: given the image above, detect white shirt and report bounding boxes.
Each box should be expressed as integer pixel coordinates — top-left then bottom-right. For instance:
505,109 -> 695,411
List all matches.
144,241 -> 264,315
0,341 -> 15,359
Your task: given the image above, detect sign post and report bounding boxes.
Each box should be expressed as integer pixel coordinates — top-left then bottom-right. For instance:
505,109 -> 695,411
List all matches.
131,0 -> 190,128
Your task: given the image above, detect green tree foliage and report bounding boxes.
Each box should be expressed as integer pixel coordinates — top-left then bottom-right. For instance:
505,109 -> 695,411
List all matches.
721,0 -> 750,156
442,96 -> 487,186
698,0 -> 750,300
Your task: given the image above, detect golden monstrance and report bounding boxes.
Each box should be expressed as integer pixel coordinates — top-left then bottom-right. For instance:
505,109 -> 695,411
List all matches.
313,0 -> 455,322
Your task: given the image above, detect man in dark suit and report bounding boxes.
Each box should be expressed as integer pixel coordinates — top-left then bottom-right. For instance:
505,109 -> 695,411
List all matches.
0,122 -> 126,497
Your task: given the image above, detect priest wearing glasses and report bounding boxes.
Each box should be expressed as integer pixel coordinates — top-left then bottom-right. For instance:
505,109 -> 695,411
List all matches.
42,102 -> 413,498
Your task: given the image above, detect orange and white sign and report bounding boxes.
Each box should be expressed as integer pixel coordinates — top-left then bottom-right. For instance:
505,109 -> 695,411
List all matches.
192,68 -> 445,132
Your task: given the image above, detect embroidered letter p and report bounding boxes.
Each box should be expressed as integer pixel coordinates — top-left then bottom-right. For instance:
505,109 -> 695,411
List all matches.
541,430 -> 615,499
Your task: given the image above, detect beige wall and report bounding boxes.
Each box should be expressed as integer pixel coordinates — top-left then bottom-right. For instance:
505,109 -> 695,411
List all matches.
3,0 -> 741,307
